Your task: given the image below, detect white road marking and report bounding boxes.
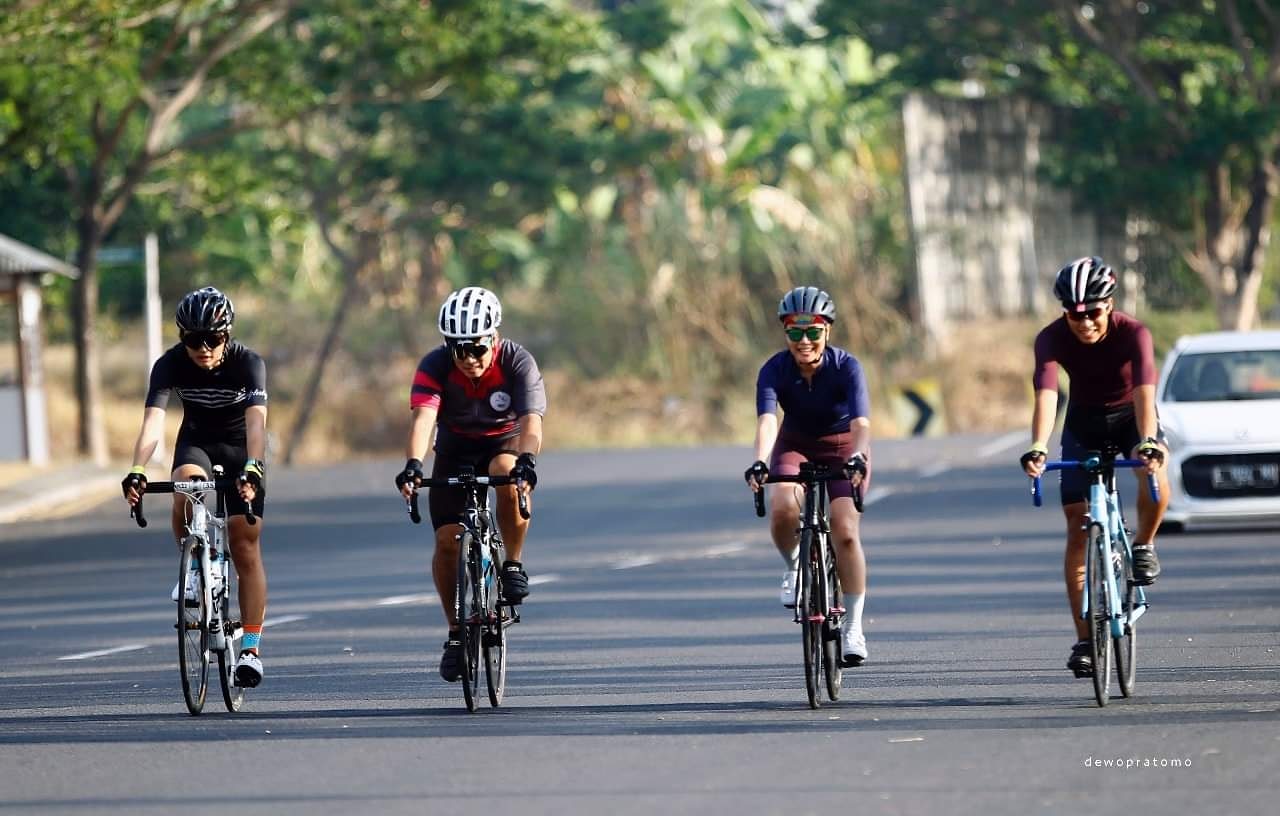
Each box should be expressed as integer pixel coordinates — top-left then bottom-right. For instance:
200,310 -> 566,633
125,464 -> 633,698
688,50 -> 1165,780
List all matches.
977,430 -> 1025,459
263,614 -> 308,627
917,461 -> 951,479
611,541 -> 749,570
58,643 -> 149,661
612,556 -> 659,570
377,593 -> 436,606
888,737 -> 925,743
528,573 -> 559,585
862,486 -> 897,506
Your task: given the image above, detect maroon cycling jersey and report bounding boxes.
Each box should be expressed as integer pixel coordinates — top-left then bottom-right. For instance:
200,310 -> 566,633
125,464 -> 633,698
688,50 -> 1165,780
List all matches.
409,339 -> 546,452
1032,311 -> 1156,409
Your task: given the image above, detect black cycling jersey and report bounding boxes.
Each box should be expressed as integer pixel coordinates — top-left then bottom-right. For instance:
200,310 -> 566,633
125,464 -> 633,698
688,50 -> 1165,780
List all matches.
145,341 -> 268,445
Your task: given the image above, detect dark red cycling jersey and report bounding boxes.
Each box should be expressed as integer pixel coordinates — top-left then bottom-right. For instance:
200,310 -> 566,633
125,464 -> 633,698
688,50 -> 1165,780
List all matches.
1032,311 -> 1156,409
409,339 -> 546,453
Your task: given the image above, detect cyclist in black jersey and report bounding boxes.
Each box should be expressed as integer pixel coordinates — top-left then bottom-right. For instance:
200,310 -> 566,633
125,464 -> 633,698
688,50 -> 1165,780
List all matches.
121,287 -> 270,689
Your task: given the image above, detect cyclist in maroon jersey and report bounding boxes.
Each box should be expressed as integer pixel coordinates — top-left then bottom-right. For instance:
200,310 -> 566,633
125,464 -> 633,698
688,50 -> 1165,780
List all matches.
745,286 -> 872,667
1019,257 -> 1169,678
395,286 -> 546,683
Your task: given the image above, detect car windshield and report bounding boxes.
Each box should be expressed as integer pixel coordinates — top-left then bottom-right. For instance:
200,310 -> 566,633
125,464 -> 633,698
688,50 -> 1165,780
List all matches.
1164,349 -> 1280,402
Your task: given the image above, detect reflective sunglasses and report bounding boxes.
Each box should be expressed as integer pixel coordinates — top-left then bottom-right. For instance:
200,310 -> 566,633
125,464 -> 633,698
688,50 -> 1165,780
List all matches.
181,330 -> 229,350
784,325 -> 825,342
1064,306 -> 1107,322
448,337 -> 494,360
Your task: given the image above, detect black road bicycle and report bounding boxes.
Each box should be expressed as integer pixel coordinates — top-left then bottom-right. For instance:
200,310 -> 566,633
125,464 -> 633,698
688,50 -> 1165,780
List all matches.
409,467 -> 530,711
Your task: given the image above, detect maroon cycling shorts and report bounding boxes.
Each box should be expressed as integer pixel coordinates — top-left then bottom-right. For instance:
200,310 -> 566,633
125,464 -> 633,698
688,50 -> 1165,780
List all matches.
768,428 -> 869,501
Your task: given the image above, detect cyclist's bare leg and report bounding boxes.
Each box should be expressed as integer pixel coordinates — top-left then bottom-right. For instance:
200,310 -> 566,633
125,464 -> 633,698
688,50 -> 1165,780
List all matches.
1133,465 -> 1170,545
488,453 -> 529,561
169,463 -> 209,542
433,522 -> 463,627
768,484 -> 803,561
829,497 -> 866,594
1062,501 -> 1089,641
228,515 -> 266,630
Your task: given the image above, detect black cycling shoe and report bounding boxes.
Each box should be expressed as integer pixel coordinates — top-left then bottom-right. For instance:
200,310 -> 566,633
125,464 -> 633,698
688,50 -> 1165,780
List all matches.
501,560 -> 529,604
439,630 -> 464,682
1067,640 -> 1094,678
1132,545 -> 1161,585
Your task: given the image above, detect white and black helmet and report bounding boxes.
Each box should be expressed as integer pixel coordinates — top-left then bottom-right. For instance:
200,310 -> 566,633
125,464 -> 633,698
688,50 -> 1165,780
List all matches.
175,286 -> 234,333
438,286 -> 502,338
778,286 -> 836,322
1053,256 -> 1117,309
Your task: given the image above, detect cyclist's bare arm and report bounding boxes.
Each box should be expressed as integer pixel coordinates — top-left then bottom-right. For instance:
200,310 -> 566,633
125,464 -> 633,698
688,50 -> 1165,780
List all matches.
401,405 -> 439,499
124,407 -> 167,504
512,412 -> 543,459
748,413 -> 779,493
849,416 -> 871,487
239,404 -> 268,502
1131,383 -> 1164,471
1024,388 -> 1058,477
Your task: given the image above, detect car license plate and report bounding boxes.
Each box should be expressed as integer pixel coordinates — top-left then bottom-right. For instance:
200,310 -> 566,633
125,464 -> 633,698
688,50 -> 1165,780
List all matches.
1211,463 -> 1280,490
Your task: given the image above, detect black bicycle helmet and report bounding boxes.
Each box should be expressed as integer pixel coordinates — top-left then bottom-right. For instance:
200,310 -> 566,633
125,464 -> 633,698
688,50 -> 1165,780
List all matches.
1053,256 -> 1116,310
175,286 -> 235,333
777,286 -> 836,322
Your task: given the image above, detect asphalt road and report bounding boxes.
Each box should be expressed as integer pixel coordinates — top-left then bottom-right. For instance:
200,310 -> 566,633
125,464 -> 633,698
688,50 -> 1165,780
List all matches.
1,436 -> 1278,815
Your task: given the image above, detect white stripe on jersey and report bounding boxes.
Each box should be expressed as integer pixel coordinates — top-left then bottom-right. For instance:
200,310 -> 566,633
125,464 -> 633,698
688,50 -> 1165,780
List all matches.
176,387 -> 247,408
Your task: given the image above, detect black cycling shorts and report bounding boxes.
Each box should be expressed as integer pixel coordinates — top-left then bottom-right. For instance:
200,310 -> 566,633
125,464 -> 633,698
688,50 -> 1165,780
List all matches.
428,437 -> 519,531
172,437 -> 266,518
1059,404 -> 1163,506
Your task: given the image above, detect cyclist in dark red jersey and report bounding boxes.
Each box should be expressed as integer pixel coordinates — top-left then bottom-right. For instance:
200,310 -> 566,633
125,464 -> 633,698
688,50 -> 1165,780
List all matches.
1019,257 -> 1169,678
745,286 -> 872,668
395,286 -> 546,683
121,286 -> 269,688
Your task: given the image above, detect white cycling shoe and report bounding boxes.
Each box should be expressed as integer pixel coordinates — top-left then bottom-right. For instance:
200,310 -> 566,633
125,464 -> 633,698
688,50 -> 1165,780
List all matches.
171,570 -> 199,605
840,625 -> 868,668
234,651 -> 263,688
779,567 -> 798,608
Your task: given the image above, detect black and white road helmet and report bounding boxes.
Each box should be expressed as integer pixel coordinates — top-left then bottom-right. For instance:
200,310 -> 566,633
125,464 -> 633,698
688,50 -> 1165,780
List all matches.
1053,256 -> 1117,309
438,286 -> 502,338
175,286 -> 234,333
777,286 -> 836,322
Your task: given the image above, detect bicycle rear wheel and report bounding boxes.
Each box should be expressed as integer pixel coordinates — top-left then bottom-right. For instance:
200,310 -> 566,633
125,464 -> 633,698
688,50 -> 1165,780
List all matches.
799,530 -> 822,709
1114,545 -> 1138,698
1086,523 -> 1113,707
822,539 -> 843,701
177,544 -> 209,715
457,532 -> 481,712
216,561 -> 244,712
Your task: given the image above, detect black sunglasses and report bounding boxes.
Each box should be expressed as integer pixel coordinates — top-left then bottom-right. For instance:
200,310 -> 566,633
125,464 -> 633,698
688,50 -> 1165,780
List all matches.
1064,306 -> 1108,322
448,337 -> 494,360
182,331 -> 229,350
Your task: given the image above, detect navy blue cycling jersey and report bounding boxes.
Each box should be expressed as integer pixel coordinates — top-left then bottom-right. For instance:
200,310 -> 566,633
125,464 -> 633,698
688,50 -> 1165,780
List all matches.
756,346 -> 870,435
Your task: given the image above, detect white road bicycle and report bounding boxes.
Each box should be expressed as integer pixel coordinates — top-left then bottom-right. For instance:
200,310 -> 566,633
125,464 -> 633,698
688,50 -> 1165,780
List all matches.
132,466 -> 256,715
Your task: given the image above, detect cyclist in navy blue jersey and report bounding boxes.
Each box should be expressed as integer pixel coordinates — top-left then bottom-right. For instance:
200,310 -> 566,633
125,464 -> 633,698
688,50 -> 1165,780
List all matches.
1019,257 -> 1169,678
395,286 -> 546,683
121,286 -> 269,688
745,286 -> 872,667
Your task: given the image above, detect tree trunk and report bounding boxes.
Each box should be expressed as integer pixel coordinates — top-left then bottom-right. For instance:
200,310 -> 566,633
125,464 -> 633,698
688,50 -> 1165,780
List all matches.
279,258 -> 363,465
72,215 -> 109,466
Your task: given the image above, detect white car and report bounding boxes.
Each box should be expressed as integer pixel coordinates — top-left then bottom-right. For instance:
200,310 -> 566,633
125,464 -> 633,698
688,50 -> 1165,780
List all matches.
1157,330 -> 1280,530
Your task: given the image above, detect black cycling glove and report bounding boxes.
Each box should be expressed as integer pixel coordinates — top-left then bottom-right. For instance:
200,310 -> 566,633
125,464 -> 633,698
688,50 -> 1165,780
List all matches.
121,469 -> 147,499
744,460 -> 769,487
510,452 -> 538,488
239,458 -> 265,490
844,451 -> 868,478
395,458 -> 424,490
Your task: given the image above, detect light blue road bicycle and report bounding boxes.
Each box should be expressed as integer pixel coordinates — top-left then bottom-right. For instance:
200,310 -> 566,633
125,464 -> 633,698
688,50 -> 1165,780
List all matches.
1032,448 -> 1158,707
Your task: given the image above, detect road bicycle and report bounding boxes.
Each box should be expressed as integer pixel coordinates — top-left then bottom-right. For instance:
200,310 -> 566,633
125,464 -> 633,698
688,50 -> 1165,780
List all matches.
1031,448 -> 1158,707
408,466 -> 530,712
132,467 -> 255,715
754,461 -> 863,709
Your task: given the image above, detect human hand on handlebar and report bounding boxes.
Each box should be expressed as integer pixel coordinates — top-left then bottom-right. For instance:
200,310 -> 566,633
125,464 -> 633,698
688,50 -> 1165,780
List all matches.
844,452 -> 868,488
395,458 -> 424,500
744,460 -> 768,492
509,452 -> 538,490
1019,443 -> 1048,478
121,468 -> 147,506
1132,437 -> 1165,475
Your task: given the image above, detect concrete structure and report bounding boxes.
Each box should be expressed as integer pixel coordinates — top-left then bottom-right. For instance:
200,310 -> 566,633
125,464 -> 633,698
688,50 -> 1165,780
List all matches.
0,233 -> 78,464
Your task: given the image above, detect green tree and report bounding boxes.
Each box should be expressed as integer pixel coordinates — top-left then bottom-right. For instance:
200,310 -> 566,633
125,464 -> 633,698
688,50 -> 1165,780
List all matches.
819,0 -> 1280,329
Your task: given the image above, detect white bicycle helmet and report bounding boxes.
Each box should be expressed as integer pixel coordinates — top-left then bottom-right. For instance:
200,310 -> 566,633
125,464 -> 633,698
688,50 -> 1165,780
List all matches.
437,286 -> 503,338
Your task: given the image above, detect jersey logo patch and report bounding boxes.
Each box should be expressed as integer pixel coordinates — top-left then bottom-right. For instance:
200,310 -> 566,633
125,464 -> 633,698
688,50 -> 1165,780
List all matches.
489,391 -> 512,412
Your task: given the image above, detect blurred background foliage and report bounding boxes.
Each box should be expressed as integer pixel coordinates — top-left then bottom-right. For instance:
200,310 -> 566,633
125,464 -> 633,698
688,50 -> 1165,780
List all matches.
2,0 -> 1278,461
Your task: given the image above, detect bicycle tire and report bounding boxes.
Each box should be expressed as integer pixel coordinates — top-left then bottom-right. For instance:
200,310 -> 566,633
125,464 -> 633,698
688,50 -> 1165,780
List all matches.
1086,522 -> 1113,707
799,529 -> 822,709
177,544 -> 209,715
216,559 -> 244,712
822,537 -> 843,701
485,532 -> 507,706
457,531 -> 481,712
1114,544 -> 1138,698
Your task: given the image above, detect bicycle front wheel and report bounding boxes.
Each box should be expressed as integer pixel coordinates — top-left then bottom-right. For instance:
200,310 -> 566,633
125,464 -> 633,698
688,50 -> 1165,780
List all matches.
456,531 -> 481,712
177,544 -> 209,715
1086,523 -> 1113,707
1114,546 -> 1138,698
799,530 -> 822,709
822,539 -> 843,702
216,561 -> 244,712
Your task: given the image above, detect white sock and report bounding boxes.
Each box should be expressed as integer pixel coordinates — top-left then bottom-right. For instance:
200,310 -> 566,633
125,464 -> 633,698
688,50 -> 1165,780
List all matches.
780,547 -> 799,569
843,593 -> 865,632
